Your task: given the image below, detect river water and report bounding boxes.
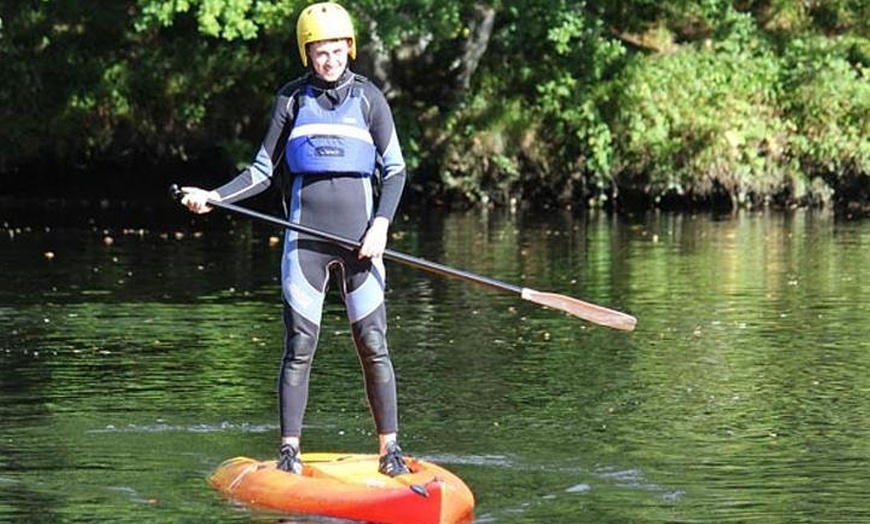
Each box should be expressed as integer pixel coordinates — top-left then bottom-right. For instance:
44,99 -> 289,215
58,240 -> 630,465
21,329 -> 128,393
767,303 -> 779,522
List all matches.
1,200 -> 868,523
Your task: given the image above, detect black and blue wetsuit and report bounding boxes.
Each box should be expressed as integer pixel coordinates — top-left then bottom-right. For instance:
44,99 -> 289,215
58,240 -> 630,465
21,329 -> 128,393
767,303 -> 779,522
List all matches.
210,68 -> 406,438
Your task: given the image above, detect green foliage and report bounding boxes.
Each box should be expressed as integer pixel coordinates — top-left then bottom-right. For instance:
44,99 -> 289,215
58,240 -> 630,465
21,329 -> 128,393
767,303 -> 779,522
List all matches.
0,0 -> 866,211
133,0 -> 470,47
135,0 -> 293,39
436,84 -> 528,206
780,36 -> 869,180
432,2 -> 629,206
611,35 -> 793,204
0,0 -> 286,179
538,8 -> 627,183
433,0 -> 867,209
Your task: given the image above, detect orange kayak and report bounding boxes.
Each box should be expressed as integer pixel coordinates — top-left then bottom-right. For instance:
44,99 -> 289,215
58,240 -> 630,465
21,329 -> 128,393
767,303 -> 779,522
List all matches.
208,453 -> 475,524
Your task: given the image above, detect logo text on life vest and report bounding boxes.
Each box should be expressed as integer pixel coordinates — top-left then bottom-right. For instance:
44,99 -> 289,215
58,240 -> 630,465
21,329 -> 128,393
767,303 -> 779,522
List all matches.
315,146 -> 345,157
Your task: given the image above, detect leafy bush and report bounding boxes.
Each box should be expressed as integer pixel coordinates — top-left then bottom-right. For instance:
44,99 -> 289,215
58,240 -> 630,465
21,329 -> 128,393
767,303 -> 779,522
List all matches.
612,47 -> 796,206
432,3 -> 628,207
781,36 -> 869,182
609,10 -> 799,207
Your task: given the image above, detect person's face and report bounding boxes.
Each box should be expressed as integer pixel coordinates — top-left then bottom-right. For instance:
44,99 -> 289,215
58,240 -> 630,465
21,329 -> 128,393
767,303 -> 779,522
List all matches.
307,39 -> 351,82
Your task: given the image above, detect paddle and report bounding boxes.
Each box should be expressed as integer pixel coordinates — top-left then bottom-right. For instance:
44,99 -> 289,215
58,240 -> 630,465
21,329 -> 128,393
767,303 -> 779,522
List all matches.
169,185 -> 637,331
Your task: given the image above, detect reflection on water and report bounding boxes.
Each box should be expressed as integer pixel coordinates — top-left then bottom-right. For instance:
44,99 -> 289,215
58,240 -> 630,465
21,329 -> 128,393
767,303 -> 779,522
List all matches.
1,204 -> 869,523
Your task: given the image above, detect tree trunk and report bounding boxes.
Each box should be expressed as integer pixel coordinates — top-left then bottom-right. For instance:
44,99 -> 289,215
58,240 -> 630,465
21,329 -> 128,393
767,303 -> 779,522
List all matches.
356,3 -> 496,110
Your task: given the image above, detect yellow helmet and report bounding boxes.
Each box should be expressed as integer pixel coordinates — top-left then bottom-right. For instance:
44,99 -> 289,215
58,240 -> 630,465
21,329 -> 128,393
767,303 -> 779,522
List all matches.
296,2 -> 357,67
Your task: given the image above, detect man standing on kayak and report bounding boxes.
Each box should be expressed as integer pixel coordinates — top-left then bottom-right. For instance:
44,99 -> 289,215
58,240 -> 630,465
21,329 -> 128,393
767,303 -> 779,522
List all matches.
179,1 -> 410,477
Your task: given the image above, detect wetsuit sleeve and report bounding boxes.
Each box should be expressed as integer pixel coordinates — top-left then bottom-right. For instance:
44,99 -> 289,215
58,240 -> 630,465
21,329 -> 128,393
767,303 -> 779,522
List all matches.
362,84 -> 406,223
212,87 -> 296,203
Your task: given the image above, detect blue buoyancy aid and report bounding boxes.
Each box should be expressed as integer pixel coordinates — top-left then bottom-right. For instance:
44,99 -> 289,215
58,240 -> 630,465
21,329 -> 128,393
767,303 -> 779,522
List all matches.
285,86 -> 377,176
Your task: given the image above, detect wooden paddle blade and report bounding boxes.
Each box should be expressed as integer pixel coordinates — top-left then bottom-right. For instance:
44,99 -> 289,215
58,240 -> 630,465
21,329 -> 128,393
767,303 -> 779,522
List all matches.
521,288 -> 637,331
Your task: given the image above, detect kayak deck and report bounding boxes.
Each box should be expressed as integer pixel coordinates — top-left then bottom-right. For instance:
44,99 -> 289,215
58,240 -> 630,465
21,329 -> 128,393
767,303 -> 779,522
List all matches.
209,453 -> 474,524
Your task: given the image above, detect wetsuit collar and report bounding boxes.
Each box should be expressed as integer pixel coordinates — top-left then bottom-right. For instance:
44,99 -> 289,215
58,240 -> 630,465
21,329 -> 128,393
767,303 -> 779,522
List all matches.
310,68 -> 354,91
309,68 -> 355,106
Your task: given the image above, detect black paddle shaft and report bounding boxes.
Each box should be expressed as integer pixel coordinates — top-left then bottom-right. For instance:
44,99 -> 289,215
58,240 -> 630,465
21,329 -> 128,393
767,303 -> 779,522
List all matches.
169,184 -> 523,295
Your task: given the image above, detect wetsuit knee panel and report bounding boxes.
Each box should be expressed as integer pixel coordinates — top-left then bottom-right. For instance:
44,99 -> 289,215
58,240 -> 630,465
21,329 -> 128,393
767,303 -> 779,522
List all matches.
282,332 -> 318,387
355,328 -> 394,384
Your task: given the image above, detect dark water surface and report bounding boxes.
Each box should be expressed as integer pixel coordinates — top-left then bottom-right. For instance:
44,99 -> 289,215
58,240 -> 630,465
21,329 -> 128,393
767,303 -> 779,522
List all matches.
1,201 -> 868,523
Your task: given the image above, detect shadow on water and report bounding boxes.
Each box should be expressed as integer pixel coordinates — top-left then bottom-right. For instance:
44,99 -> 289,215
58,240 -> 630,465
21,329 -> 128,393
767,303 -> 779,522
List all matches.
2,200 -> 869,523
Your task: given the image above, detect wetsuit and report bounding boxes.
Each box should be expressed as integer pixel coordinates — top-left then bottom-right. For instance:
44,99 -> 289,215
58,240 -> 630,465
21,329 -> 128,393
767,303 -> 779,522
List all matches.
210,68 -> 407,438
